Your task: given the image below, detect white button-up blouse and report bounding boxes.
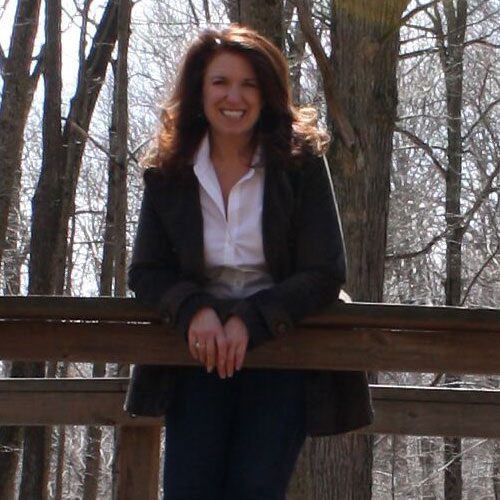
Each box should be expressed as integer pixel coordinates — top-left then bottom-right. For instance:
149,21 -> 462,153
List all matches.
193,135 -> 274,300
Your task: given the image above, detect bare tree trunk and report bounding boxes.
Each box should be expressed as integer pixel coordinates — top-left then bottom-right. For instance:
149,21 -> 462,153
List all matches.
0,2 -> 43,489
101,2 -> 132,499
222,0 -> 283,48
53,363 -> 68,500
82,2 -> 124,492
0,427 -> 22,500
29,0 -> 63,294
2,168 -> 23,295
294,1 -> 409,498
284,0 -> 305,104
53,0 -> 119,292
53,427 -> 66,500
0,0 -> 41,266
420,437 -> 438,499
432,2 -> 468,498
494,439 -> 500,500
19,1 -> 63,498
0,172 -> 25,500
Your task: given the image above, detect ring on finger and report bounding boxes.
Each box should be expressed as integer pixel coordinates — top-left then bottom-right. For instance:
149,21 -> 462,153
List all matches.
194,340 -> 205,349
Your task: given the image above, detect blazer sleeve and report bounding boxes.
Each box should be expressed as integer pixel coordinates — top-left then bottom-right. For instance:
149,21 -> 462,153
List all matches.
128,171 -> 216,336
230,155 -> 347,347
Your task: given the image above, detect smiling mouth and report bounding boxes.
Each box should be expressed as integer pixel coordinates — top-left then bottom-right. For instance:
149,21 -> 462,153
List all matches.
221,110 -> 245,119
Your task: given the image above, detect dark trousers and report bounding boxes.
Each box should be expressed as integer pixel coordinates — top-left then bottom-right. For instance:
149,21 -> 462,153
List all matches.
163,368 -> 306,500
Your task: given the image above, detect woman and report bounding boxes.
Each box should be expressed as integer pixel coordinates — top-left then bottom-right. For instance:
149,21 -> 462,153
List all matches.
125,25 -> 373,500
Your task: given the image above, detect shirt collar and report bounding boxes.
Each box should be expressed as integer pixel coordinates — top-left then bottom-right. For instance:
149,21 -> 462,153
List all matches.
194,134 -> 263,175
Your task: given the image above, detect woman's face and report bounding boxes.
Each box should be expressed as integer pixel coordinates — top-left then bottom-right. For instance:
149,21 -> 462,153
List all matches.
202,50 -> 262,143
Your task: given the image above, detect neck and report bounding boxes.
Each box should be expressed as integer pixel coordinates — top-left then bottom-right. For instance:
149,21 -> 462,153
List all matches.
208,131 -> 256,168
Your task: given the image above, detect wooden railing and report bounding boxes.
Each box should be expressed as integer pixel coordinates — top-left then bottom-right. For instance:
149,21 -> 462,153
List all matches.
1,297 -> 500,499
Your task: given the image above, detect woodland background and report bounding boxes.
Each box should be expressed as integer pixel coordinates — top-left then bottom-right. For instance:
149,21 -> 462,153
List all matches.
0,0 -> 499,499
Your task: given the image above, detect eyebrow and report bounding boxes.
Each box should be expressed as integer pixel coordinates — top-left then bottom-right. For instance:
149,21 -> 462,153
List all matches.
209,75 -> 258,83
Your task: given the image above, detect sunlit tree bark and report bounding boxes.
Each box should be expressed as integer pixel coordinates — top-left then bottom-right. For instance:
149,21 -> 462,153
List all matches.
0,0 -> 41,267
293,1 -> 409,498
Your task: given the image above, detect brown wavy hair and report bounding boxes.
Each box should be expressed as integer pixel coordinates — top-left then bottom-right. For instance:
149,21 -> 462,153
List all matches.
145,25 -> 329,174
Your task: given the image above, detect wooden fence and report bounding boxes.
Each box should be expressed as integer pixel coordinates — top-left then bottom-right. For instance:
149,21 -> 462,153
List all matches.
1,296 -> 499,499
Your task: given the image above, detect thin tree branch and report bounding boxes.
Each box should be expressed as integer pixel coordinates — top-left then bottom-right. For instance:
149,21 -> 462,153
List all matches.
430,373 -> 445,386
202,0 -> 210,24
401,0 -> 440,26
395,126 -> 446,177
460,241 -> 500,306
461,160 -> 500,234
400,46 -> 439,59
188,0 -> 200,26
294,0 -> 356,149
413,439 -> 487,489
463,97 -> 500,141
386,231 -> 446,260
65,119 -> 111,157
29,45 -> 45,87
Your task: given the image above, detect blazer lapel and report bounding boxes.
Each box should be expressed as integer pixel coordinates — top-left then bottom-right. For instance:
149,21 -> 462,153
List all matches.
153,170 -> 206,282
262,165 -> 295,281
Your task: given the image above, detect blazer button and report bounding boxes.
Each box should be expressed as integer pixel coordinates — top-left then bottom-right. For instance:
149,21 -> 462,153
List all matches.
163,313 -> 172,325
275,322 -> 288,335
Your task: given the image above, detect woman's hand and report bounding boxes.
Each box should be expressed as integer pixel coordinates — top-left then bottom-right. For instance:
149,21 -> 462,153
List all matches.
187,309 -> 249,379
222,315 -> 249,378
187,307 -> 226,374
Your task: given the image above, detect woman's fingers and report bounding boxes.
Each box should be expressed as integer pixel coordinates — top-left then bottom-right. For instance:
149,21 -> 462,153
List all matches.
188,339 -> 200,362
215,334 -> 228,378
187,307 -> 224,371
225,344 -> 236,378
188,309 -> 250,378
222,315 -> 249,378
234,342 -> 247,372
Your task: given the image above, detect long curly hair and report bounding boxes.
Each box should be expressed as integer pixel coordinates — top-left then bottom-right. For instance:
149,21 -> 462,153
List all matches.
145,25 -> 329,174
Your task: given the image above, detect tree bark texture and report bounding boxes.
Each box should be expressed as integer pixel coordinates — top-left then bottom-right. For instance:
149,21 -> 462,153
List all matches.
29,0 -> 63,296
494,439 -> 500,500
109,1 -> 132,496
293,1 -> 408,499
327,3 -> 405,497
434,3 -> 468,498
284,0 -> 305,105
82,363 -> 106,500
0,426 -> 23,500
53,426 -> 66,500
329,0 -> 407,301
0,0 -> 41,266
17,1 -> 62,497
48,0 -> 119,295
2,166 -> 22,296
0,164 -> 23,500
223,0 -> 284,48
111,0 -> 131,298
419,437 -> 439,500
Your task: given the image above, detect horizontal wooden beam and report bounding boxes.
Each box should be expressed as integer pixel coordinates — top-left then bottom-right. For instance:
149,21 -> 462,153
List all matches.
0,296 -> 498,332
0,319 -> 499,373
1,379 -> 499,438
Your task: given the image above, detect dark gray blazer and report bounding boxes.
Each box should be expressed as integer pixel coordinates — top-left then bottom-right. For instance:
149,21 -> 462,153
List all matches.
125,152 -> 373,436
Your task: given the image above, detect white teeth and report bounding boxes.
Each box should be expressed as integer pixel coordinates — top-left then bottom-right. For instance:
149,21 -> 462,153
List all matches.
221,110 -> 244,119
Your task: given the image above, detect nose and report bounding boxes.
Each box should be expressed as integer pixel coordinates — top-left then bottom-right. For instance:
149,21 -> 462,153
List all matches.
226,85 -> 242,103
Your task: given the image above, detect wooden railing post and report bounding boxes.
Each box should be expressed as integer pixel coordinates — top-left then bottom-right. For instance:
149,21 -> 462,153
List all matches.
115,425 -> 161,500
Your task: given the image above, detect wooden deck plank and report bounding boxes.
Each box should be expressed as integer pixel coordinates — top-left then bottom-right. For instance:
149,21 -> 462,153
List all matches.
0,296 -> 498,332
1,319 -> 499,373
